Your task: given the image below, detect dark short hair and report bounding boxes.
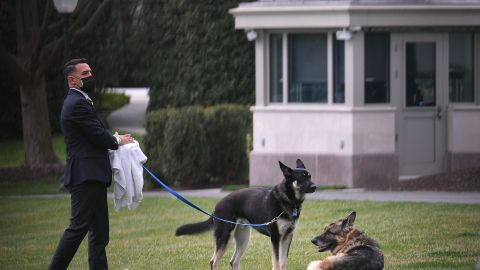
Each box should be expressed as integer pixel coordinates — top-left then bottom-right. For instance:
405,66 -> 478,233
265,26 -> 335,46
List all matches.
63,58 -> 87,77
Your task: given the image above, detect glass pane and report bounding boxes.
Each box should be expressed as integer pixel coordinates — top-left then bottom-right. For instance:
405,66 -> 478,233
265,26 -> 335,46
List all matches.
288,34 -> 327,103
365,33 -> 390,104
449,32 -> 474,103
406,42 -> 436,107
270,34 -> 283,103
333,39 -> 345,103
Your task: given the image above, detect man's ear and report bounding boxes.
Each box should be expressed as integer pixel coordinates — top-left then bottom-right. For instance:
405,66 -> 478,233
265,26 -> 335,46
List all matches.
296,159 -> 306,169
342,211 -> 356,228
279,161 -> 293,178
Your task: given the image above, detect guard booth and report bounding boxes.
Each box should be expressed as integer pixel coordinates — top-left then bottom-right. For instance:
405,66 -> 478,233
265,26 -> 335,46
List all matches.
230,0 -> 480,188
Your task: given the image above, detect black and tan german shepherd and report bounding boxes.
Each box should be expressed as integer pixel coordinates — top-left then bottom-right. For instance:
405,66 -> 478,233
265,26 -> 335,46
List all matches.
308,212 -> 384,270
175,159 -> 316,270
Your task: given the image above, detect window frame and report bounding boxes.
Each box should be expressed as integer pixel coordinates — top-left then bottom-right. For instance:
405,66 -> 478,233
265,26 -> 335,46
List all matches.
267,30 -> 337,105
364,32 -> 391,105
477,32 -> 480,105
447,31 -> 476,105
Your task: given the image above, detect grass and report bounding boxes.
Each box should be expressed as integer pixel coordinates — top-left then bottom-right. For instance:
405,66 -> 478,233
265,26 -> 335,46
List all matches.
0,186 -> 479,269
1,132 -> 478,269
0,131 -> 143,169
0,135 -> 66,168
95,91 -> 130,111
316,185 -> 347,191
221,184 -> 249,191
0,180 -> 62,196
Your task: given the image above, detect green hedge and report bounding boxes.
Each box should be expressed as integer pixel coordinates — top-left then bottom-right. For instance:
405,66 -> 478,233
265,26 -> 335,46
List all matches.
95,91 -> 130,111
144,104 -> 251,188
137,0 -> 255,110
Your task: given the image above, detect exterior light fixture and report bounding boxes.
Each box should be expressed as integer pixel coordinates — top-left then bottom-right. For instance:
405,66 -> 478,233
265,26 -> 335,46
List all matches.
53,0 -> 78,13
336,26 -> 362,41
53,0 -> 79,91
246,29 -> 257,41
336,28 -> 353,41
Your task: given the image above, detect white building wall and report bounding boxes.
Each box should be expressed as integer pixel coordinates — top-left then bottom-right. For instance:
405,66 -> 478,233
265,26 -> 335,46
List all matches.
352,108 -> 396,155
252,106 -> 396,156
252,106 -> 353,155
448,106 -> 480,153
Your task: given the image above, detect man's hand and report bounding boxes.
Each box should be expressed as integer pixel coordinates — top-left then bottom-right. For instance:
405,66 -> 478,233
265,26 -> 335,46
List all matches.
114,131 -> 134,145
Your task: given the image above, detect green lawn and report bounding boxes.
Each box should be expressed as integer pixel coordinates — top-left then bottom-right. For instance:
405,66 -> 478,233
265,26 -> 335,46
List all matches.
1,134 -> 478,269
0,135 -> 66,168
0,131 -> 143,168
0,194 -> 478,269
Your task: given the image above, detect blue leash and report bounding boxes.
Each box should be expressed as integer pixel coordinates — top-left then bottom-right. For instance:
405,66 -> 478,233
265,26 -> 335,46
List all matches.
143,165 -> 283,227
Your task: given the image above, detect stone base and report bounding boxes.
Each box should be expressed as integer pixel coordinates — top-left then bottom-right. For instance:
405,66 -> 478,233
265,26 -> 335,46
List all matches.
352,154 -> 398,189
448,152 -> 480,171
250,152 -> 397,189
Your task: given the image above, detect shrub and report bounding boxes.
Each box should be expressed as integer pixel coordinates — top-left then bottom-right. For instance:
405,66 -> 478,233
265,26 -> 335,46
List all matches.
144,109 -> 174,186
95,91 -> 130,111
204,104 -> 251,184
145,107 -> 210,187
162,106 -> 210,187
144,104 -> 251,188
138,1 -> 255,110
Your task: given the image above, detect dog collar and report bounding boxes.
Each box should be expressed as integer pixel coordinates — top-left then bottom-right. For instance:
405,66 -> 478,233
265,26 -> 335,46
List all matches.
292,208 -> 298,217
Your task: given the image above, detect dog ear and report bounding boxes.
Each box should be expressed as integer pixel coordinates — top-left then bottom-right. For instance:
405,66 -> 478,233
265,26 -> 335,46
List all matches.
296,159 -> 306,169
279,161 -> 293,178
342,211 -> 356,228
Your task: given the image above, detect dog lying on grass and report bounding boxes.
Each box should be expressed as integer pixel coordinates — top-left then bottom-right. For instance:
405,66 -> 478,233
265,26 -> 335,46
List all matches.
308,212 -> 384,270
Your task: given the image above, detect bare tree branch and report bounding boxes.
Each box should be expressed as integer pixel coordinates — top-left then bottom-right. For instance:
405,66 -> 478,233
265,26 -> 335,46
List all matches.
36,0 -> 112,78
70,0 -> 96,34
41,0 -> 52,31
47,20 -> 63,33
73,0 -> 113,41
32,0 -> 54,70
35,38 -> 63,81
0,46 -> 31,84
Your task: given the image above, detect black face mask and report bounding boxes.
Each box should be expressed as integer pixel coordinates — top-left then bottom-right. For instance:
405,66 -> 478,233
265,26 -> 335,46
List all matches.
80,76 -> 96,95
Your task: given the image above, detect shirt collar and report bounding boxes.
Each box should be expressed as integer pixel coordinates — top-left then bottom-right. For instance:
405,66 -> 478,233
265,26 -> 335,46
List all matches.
71,88 -> 91,100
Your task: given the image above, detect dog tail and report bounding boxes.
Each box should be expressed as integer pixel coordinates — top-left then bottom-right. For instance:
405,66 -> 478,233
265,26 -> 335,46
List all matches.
175,217 -> 213,236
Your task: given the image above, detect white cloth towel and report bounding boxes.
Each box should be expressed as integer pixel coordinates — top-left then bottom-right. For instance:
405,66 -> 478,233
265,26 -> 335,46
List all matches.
109,140 -> 147,212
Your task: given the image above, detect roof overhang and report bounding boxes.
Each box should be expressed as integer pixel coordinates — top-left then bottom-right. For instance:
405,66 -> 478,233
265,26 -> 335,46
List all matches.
229,4 -> 480,29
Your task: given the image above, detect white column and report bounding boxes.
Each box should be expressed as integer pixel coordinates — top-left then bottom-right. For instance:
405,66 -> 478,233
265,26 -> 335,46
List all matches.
344,31 -> 365,107
476,32 -> 480,106
255,30 -> 267,106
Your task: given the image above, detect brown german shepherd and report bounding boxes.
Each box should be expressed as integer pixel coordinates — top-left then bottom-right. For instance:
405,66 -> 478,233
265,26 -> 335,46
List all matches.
308,212 -> 384,270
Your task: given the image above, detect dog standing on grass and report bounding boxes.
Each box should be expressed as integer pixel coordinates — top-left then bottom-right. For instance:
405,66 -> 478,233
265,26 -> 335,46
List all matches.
175,159 -> 317,270
308,212 -> 384,270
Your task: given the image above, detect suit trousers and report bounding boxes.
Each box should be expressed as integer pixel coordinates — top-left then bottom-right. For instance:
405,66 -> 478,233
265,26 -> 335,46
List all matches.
49,181 -> 109,270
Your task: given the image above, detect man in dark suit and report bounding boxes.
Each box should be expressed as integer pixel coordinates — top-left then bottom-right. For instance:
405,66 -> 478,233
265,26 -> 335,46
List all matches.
49,58 -> 134,270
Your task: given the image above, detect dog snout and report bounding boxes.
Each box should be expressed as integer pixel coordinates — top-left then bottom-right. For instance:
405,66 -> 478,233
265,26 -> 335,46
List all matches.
309,184 -> 317,192
311,238 -> 317,245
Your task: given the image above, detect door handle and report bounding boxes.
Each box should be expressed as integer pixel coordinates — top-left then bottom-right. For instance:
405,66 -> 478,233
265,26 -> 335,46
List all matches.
436,106 -> 442,120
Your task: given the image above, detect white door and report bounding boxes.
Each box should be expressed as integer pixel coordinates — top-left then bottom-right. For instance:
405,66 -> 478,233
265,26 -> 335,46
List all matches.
394,33 -> 446,177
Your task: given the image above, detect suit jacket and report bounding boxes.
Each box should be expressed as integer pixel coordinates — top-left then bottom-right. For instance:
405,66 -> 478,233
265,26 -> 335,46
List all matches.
61,89 -> 119,187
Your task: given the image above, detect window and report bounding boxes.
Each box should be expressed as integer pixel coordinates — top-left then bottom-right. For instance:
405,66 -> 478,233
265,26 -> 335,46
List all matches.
364,33 -> 390,104
269,33 -> 283,103
333,39 -> 345,103
288,34 -> 328,103
406,42 -> 436,107
449,32 -> 474,103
